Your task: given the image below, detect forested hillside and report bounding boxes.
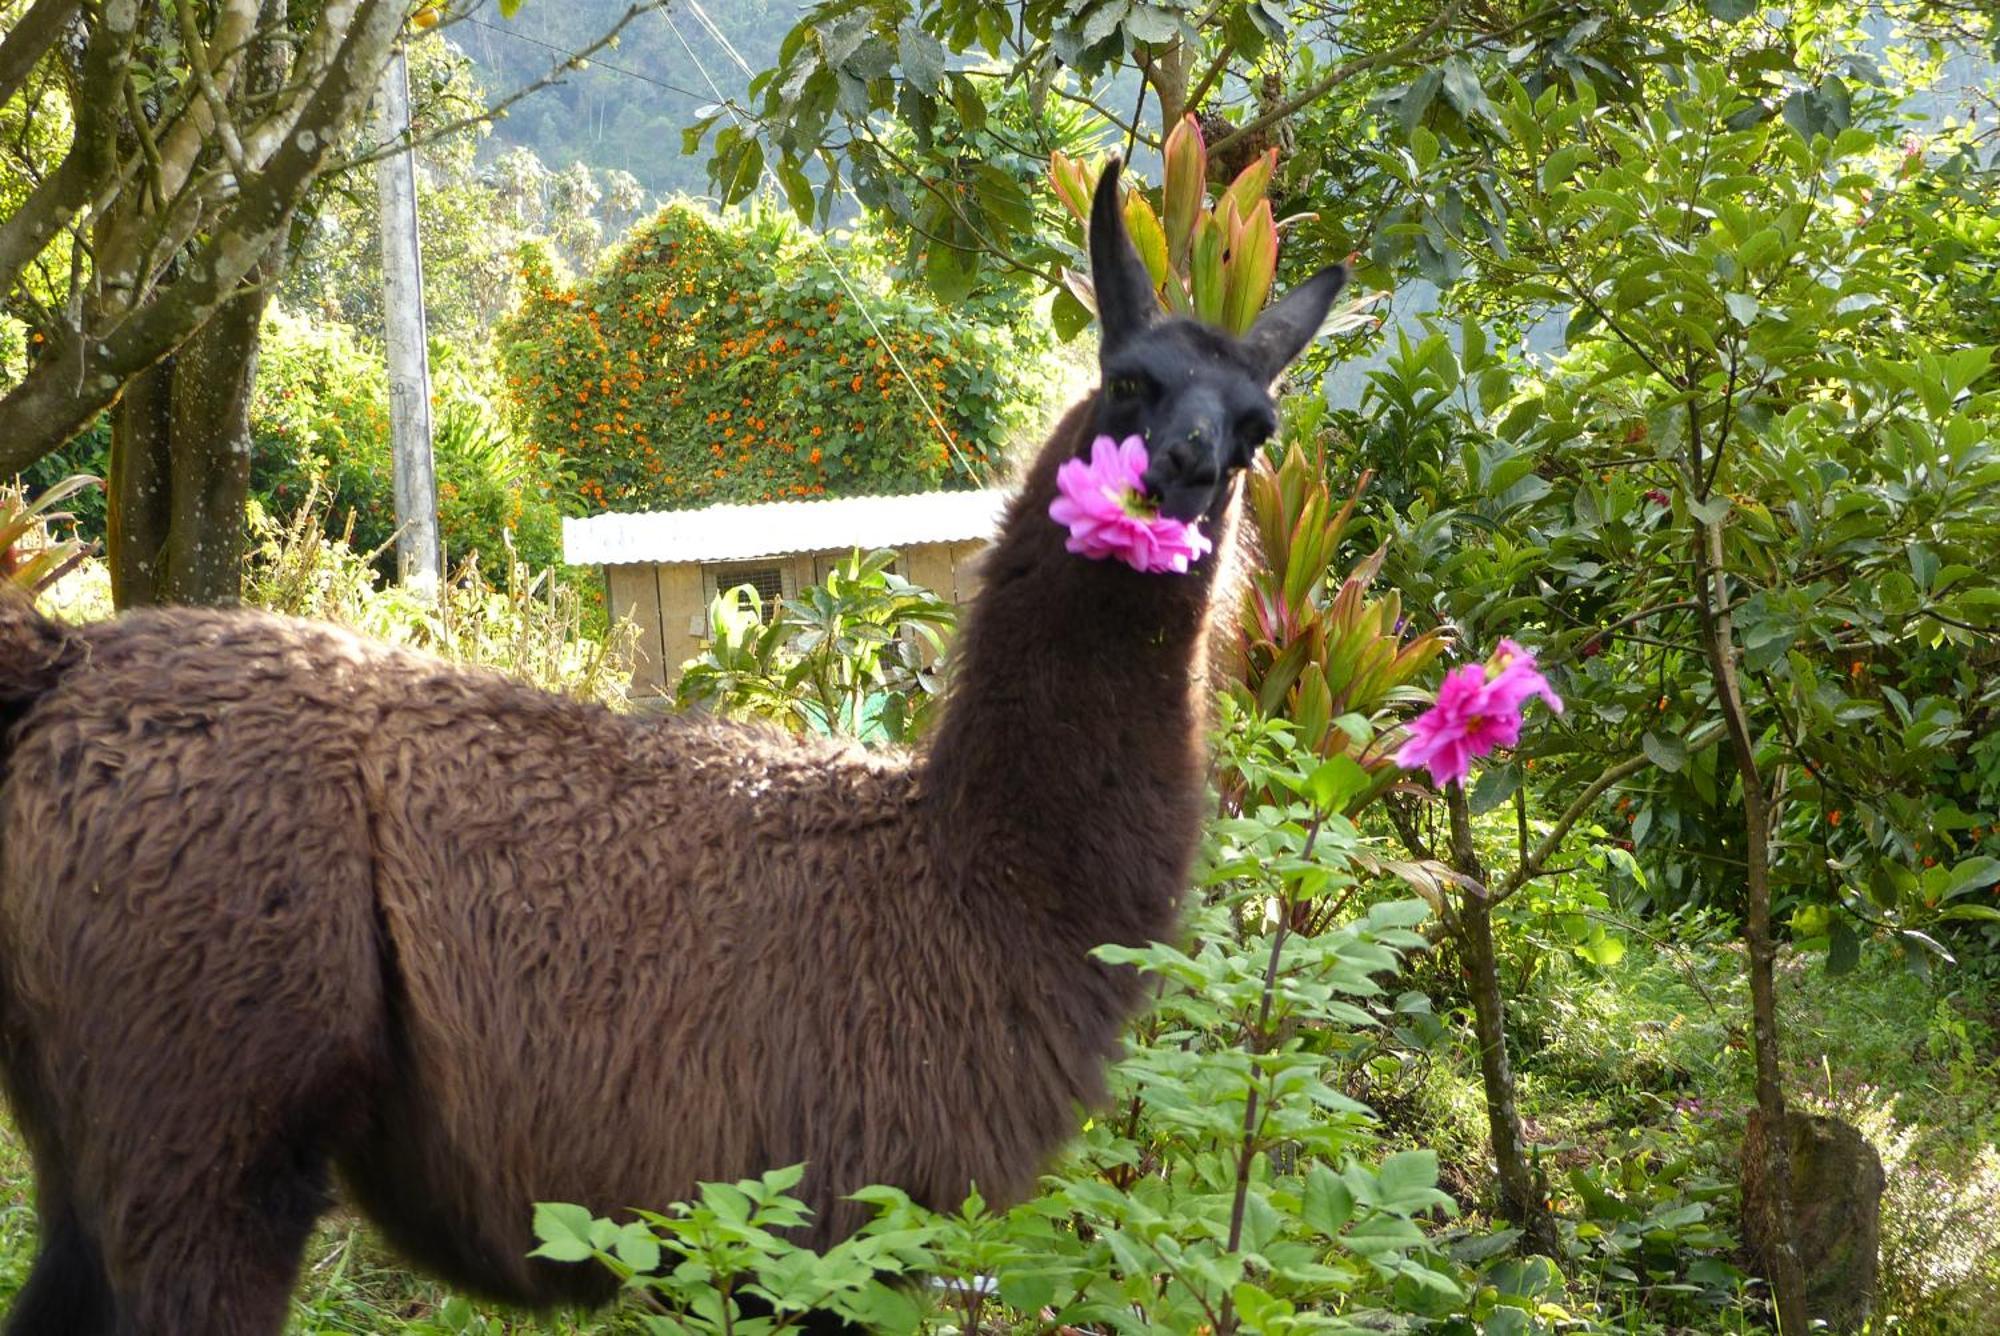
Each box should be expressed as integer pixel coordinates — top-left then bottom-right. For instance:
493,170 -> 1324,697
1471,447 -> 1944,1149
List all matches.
449,0 -> 780,196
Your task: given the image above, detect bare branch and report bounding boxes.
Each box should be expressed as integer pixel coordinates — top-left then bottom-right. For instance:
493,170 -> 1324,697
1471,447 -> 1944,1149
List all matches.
1495,723 -> 1725,904
1493,753 -> 1651,903
0,0 -> 139,298
176,0 -> 251,176
0,0 -> 402,471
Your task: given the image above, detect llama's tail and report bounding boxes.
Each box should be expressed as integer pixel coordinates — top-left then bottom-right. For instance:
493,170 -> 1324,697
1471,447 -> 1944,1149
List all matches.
0,587 -> 82,718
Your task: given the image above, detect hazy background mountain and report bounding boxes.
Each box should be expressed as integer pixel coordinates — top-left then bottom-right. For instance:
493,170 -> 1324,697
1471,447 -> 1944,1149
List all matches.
448,0 -> 783,199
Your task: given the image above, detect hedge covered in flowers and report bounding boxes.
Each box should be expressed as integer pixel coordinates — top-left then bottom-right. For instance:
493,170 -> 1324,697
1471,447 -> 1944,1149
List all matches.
498,203 -> 1046,511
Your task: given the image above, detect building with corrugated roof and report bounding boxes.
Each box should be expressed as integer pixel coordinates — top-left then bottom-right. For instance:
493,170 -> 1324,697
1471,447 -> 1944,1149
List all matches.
563,488 -> 1012,693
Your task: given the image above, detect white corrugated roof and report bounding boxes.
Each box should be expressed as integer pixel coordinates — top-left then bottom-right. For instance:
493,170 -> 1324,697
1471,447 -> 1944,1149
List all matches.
563,487 -> 1014,567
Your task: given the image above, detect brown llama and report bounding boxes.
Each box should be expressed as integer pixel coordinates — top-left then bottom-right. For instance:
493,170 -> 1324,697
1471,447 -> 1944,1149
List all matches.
0,163 -> 1345,1335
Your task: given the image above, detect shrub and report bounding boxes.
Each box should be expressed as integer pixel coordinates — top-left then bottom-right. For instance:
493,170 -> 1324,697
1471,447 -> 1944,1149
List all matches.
498,202 -> 1050,512
673,549 -> 956,744
253,308 -> 565,576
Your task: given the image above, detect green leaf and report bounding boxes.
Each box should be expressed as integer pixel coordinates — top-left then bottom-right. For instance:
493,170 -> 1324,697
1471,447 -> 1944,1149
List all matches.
1576,925 -> 1627,966
529,1203 -> 598,1263
614,1222 -> 661,1274
721,136 -> 765,207
777,159 -> 816,221
1899,928 -> 1956,966
997,1269 -> 1056,1312
1827,915 -> 1860,975
897,22 -> 944,96
1723,292 -> 1759,325
1397,68 -> 1441,134
1642,731 -> 1687,773
1376,1149 -> 1443,1211
1122,4 -> 1182,43
1704,0 -> 1754,19
1944,857 -> 2000,900
1051,286 -> 1093,341
1306,754 -> 1370,812
1440,57 -> 1490,122
1303,1164 -> 1355,1235
1468,762 -> 1521,816
1688,495 -> 1732,525
1163,113 -> 1207,265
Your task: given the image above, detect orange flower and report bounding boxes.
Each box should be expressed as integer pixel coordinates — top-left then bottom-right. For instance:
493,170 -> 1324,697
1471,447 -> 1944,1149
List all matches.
1829,810 -> 1843,826
809,448 -> 822,464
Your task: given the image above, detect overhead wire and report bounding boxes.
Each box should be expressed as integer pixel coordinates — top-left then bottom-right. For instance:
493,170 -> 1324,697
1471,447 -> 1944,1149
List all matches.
456,12 -> 713,103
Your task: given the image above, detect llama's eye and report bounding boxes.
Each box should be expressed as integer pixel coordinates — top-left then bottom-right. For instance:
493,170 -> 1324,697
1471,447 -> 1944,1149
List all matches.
1109,375 -> 1147,401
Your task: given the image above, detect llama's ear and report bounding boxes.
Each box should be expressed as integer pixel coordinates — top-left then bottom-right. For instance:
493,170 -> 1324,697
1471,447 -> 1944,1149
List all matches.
1089,160 -> 1158,358
1244,264 -> 1348,381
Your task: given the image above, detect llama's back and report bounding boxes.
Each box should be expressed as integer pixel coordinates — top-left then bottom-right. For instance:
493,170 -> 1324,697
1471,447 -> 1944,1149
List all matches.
336,627 -> 949,1292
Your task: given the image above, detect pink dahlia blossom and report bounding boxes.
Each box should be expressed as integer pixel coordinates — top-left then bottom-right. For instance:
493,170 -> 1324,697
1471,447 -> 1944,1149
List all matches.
1049,435 -> 1213,575
1395,639 -> 1564,787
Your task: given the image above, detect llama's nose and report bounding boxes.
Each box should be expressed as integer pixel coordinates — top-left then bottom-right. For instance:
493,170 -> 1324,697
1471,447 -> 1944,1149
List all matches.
1142,431 -> 1223,519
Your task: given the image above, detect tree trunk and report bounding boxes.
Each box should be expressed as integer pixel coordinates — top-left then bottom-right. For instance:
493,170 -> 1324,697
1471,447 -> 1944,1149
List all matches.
1147,38 -> 1192,135
108,358 -> 175,608
1693,515 -> 1809,1333
107,284 -> 270,608
1447,783 -> 1559,1256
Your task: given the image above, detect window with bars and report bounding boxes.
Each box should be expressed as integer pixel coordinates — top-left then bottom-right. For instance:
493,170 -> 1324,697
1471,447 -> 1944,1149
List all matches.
705,564 -> 789,613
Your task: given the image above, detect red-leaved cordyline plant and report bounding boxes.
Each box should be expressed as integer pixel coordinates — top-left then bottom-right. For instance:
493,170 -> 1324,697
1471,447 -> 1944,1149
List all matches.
0,476 -> 96,595
1051,115 -> 1283,335
1225,438 -> 1447,820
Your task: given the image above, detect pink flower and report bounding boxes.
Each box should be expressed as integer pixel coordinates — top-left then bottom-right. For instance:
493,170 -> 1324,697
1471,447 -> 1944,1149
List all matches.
1049,435 -> 1213,575
1395,639 -> 1564,787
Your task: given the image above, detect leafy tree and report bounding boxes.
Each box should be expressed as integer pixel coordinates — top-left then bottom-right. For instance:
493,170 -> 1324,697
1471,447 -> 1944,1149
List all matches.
1333,38 -> 2000,1327
695,0 -> 1740,308
278,35 -> 622,345
0,0 -> 663,606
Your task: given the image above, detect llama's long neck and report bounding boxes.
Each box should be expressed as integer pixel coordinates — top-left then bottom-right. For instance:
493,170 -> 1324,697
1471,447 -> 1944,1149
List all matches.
920,397 -> 1228,955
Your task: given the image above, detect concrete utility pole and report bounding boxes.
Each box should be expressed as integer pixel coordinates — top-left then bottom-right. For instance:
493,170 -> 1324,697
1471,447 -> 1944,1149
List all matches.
376,41 -> 442,595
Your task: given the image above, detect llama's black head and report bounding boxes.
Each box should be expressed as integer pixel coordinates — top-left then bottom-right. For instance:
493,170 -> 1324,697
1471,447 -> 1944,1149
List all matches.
1089,160 -> 1347,521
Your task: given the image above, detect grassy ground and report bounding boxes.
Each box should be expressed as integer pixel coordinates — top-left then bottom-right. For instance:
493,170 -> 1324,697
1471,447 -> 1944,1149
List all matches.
0,1120 -> 628,1334
0,934 -> 1991,1333
1420,921 -> 2000,1333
